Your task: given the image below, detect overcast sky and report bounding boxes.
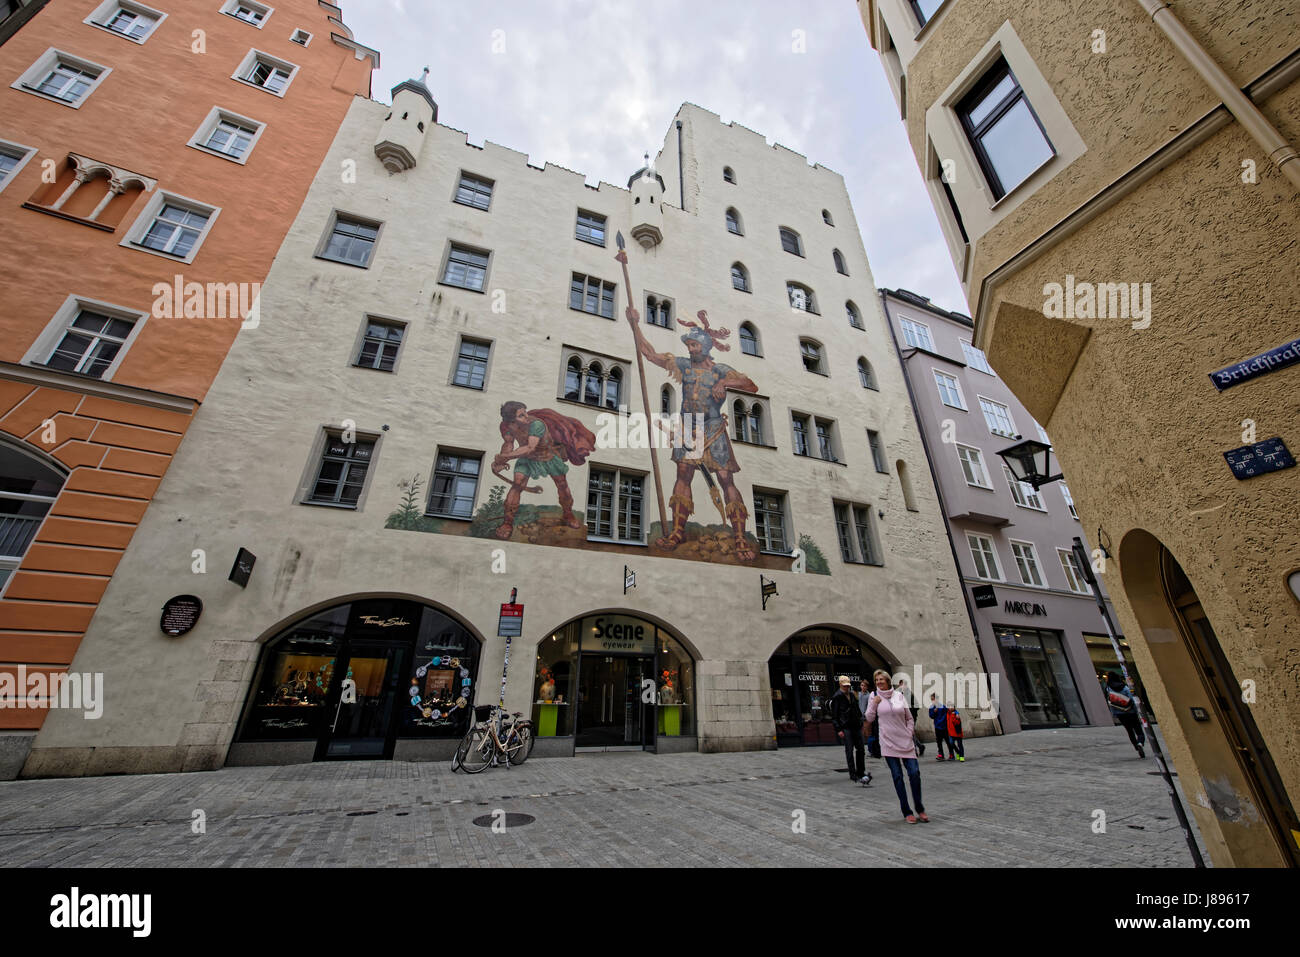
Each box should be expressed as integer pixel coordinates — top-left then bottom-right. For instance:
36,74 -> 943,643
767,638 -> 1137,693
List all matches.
342,0 -> 967,314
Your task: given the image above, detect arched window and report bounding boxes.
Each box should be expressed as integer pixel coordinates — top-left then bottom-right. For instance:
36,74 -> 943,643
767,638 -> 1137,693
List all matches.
645,294 -> 672,328
833,249 -> 848,275
846,300 -> 863,329
822,208 -> 834,226
731,262 -> 750,293
858,357 -> 878,390
732,399 -> 766,445
739,322 -> 760,356
564,356 -> 582,401
583,361 -> 604,406
723,166 -> 736,184
800,339 -> 825,374
725,207 -> 743,235
778,227 -> 802,256
897,460 -> 918,511
604,366 -> 622,410
733,399 -> 747,440
661,384 -> 673,415
747,404 -> 763,445
0,441 -> 65,593
787,281 -> 817,314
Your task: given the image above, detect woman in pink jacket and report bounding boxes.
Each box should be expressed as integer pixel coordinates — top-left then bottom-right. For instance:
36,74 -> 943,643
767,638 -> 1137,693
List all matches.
864,669 -> 929,823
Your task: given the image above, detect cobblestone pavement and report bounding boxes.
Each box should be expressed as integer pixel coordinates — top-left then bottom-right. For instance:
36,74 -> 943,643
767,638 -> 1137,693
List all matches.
0,726 -> 1209,867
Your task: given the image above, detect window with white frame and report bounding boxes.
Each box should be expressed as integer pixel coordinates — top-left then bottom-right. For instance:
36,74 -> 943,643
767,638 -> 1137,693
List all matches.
124,193 -> 218,262
234,49 -> 296,96
189,107 -> 265,162
441,243 -> 489,292
835,501 -> 882,565
961,339 -> 994,374
787,282 -> 817,314
222,1 -> 271,27
24,296 -> 147,381
0,441 -> 65,594
452,337 -> 491,389
899,317 -> 934,351
306,431 -> 374,508
561,348 -> 628,410
0,141 -> 34,192
1059,547 -> 1089,594
1036,422 -> 1051,445
956,444 -> 991,488
86,1 -> 164,42
957,56 -> 1055,201
586,467 -> 644,542
427,451 -> 481,519
933,370 -> 966,409
752,490 -> 789,553
319,212 -> 380,267
979,396 -> 1016,437
353,318 -> 404,372
454,171 -> 493,210
289,29 -> 311,46
13,49 -> 110,107
967,533 -> 1002,580
1004,465 -> 1046,511
1010,540 -> 1045,587
1061,483 -> 1079,520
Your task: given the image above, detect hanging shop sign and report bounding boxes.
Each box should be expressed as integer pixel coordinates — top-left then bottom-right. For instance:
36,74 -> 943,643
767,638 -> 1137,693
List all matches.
972,584 -> 997,608
228,548 -> 256,588
1223,437 -> 1295,480
160,595 -> 203,636
1208,337 -> 1300,391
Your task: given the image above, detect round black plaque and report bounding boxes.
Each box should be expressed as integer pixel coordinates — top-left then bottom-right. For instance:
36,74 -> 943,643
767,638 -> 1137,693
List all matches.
160,595 -> 203,636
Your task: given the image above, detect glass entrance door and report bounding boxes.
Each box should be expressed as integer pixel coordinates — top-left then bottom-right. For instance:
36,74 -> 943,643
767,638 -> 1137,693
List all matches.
319,642 -> 409,759
576,654 -> 652,749
998,627 -> 1086,727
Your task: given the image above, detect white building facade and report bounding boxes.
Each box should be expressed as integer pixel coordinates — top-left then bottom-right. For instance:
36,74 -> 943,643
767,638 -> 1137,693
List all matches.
23,85 -> 987,775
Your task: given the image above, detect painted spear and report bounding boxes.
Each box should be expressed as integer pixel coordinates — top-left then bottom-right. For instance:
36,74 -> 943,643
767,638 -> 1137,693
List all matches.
615,231 -> 669,541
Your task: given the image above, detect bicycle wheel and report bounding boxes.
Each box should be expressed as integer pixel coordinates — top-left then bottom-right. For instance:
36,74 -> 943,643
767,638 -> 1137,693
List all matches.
457,727 -> 493,774
506,727 -> 531,766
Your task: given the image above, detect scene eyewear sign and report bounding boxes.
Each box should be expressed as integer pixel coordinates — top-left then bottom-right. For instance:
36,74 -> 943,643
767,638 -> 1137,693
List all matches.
1224,437 -> 1295,480
588,615 -> 656,654
1209,337 -> 1300,391
498,603 -> 524,637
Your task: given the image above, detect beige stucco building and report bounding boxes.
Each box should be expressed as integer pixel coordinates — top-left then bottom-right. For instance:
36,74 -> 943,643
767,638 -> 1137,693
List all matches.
858,0 -> 1300,866
21,84 -> 987,776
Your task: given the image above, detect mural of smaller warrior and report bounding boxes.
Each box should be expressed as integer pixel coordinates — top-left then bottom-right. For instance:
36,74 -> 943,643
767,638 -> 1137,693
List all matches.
491,402 -> 596,540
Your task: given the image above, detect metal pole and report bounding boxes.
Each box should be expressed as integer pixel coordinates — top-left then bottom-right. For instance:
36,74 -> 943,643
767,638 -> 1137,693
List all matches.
1072,537 -> 1204,867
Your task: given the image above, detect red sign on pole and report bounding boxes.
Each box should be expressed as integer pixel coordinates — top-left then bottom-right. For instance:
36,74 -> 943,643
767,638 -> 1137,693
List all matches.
498,603 -> 524,637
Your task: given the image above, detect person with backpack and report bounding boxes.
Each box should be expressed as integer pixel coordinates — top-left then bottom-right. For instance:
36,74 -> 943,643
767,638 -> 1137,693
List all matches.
830,676 -> 871,787
946,703 -> 965,762
929,693 -> 954,761
866,669 -> 928,823
1105,671 -> 1145,757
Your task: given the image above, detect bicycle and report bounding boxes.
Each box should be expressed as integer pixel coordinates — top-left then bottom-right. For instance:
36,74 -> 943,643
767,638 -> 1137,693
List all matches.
452,705 -> 533,773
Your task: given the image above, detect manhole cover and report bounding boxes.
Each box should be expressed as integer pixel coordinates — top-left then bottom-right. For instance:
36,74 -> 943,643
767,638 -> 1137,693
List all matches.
472,813 -> 535,828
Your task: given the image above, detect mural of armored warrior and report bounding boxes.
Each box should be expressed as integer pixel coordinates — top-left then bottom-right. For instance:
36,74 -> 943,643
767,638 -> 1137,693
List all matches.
626,306 -> 759,561
492,402 -> 596,540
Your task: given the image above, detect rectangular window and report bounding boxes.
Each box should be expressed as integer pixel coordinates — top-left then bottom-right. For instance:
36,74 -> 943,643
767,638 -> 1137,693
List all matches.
957,57 -> 1055,200
452,338 -> 490,389
1004,465 -> 1045,511
569,273 -> 616,319
1011,540 -> 1044,587
454,172 -> 493,211
585,468 -> 643,542
442,244 -> 489,291
967,533 -> 1002,580
0,144 -> 30,187
235,50 -> 297,96
867,430 -> 887,473
205,117 -> 257,159
1059,548 -> 1089,594
92,1 -> 163,41
45,308 -> 136,378
14,49 -> 111,108
355,319 -> 404,372
853,505 -> 882,565
961,340 -> 993,374
814,418 -> 836,462
308,434 -> 374,508
899,317 -> 934,351
979,397 -> 1016,437
34,62 -> 98,102
427,452 -> 481,519
753,491 -> 788,553
575,210 -> 607,246
934,370 -> 966,409
834,502 -> 854,563
792,414 -> 810,457
956,444 -> 991,488
320,214 -> 379,267
1061,483 -> 1079,520
909,0 -> 943,27
224,1 -> 270,26
140,202 -> 211,258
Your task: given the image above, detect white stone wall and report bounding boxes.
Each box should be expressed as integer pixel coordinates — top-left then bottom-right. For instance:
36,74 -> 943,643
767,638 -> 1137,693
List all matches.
28,99 -> 981,773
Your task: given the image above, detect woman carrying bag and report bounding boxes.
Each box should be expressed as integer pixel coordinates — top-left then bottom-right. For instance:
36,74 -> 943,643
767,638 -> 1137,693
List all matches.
865,669 -> 930,824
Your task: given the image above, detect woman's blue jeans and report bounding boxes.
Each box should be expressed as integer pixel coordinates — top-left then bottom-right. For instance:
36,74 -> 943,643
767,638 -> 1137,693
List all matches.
883,756 -> 924,817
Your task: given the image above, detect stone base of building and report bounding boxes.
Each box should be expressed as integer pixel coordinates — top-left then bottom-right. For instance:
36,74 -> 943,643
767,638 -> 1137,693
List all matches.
20,744 -> 224,778
0,732 -> 35,781
699,734 -> 779,753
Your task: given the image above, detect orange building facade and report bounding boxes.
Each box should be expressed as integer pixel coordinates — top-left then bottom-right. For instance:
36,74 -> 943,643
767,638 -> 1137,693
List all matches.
0,0 -> 375,777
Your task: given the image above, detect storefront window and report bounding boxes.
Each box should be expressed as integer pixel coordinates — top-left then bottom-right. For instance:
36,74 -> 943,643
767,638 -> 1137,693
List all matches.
402,607 -> 480,738
767,630 -> 890,746
533,621 -> 579,736
241,604 -> 348,740
997,626 -> 1087,727
656,629 -> 694,736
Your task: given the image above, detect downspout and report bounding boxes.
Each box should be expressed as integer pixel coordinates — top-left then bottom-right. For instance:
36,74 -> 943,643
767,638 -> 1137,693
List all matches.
675,120 -> 685,211
1136,0 -> 1300,189
878,291 -> 1002,734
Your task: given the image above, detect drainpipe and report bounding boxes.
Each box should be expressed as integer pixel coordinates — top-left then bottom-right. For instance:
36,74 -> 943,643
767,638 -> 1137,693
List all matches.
878,291 -> 1002,734
675,120 -> 685,210
1136,0 -> 1300,189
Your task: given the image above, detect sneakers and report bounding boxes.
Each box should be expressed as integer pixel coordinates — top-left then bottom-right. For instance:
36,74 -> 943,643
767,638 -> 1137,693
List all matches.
956,756 -> 965,762
861,771 -> 873,787
936,754 -> 945,761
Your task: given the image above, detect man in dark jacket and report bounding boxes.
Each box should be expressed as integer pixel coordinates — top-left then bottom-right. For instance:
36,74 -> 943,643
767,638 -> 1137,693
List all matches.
1106,671 -> 1146,758
831,676 -> 871,786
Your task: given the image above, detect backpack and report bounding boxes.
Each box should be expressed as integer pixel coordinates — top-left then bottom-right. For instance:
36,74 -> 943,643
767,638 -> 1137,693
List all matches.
1107,687 -> 1133,710
946,710 -> 963,738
